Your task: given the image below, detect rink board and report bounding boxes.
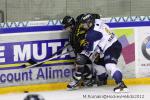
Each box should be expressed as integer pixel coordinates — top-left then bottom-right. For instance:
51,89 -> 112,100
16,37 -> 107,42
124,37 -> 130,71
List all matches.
0,17 -> 150,93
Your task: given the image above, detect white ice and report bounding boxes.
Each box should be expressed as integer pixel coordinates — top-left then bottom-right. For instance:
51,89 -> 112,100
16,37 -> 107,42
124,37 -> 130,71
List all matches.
0,85 -> 149,100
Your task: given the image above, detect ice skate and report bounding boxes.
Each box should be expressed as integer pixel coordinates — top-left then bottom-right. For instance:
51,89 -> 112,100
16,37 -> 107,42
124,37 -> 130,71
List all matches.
114,81 -> 128,93
84,78 -> 95,87
67,79 -> 83,90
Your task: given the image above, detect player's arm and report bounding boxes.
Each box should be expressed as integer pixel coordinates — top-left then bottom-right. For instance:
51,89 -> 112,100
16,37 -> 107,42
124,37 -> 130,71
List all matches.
85,29 -> 103,52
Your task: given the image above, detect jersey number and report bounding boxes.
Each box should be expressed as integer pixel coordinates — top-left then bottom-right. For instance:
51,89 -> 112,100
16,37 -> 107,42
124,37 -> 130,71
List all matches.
105,28 -> 115,42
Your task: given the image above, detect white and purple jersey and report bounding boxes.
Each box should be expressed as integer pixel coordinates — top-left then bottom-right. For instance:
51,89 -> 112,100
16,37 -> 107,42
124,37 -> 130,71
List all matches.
85,19 -> 117,53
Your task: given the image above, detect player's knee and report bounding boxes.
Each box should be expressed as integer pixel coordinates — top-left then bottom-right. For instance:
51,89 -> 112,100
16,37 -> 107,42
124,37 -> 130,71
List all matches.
83,65 -> 92,79
105,63 -> 121,76
73,67 -> 84,80
73,65 -> 91,80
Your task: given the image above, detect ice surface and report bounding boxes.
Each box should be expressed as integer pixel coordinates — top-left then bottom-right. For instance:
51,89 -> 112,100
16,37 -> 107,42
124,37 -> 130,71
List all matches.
0,85 -> 149,100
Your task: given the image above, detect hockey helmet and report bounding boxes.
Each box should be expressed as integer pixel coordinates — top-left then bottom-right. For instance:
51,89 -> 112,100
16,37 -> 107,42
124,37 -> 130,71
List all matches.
76,14 -> 85,23
24,94 -> 45,100
81,13 -> 94,23
92,13 -> 100,19
62,16 -> 75,28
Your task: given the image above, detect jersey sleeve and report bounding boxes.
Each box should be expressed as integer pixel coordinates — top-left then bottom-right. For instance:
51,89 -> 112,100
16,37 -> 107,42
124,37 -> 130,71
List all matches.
85,29 -> 103,52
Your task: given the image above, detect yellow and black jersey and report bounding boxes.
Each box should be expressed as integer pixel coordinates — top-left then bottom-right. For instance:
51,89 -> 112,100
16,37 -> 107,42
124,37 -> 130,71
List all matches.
69,13 -> 100,54
69,23 -> 87,54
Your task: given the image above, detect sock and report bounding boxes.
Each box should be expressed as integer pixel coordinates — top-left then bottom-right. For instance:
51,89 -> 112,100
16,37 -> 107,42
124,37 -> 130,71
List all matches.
112,70 -> 122,84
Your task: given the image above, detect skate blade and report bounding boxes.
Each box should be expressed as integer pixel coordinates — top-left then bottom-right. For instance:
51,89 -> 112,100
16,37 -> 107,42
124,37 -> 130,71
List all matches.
67,87 -> 79,91
114,88 -> 129,93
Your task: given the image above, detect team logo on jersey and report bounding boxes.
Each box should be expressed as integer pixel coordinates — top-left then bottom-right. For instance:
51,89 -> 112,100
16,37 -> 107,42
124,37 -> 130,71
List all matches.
141,36 -> 150,60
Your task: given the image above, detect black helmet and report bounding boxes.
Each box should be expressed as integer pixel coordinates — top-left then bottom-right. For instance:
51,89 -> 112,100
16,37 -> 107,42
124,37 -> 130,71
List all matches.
92,13 -> 100,19
81,13 -> 94,23
62,16 -> 75,28
24,94 -> 45,100
76,14 -> 85,23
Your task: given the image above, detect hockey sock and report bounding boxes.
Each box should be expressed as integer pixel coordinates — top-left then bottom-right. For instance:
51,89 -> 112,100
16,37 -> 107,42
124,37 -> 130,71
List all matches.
112,70 -> 122,84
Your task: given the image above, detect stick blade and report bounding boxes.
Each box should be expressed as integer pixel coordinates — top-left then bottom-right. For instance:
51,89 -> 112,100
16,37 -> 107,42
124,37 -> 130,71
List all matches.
20,64 -> 28,68
27,59 -> 37,65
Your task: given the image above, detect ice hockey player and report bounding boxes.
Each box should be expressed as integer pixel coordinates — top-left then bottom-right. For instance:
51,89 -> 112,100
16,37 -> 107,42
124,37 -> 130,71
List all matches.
62,15 -> 93,88
62,14 -> 108,90
78,13 -> 128,92
75,13 -> 108,87
62,15 -> 84,56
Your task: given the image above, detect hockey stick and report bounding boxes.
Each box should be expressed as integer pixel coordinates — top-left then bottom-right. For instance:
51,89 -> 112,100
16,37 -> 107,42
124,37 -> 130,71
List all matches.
27,43 -> 70,65
24,49 -> 74,69
21,43 -> 71,68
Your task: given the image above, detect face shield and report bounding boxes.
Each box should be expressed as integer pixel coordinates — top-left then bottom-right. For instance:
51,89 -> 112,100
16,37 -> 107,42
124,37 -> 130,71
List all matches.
65,26 -> 73,33
82,20 -> 93,30
62,24 -> 74,33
